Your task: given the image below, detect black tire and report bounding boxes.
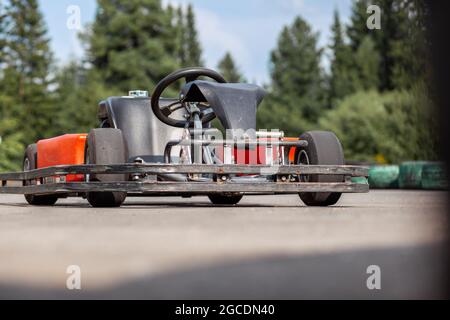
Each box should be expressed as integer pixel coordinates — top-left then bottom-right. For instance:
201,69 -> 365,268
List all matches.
208,193 -> 243,205
23,144 -> 58,206
85,129 -> 128,207
295,131 -> 345,207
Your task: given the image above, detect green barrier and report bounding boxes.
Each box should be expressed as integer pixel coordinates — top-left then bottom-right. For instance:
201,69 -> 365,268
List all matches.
351,176 -> 368,184
368,165 -> 399,189
421,162 -> 448,190
398,161 -> 429,189
349,161 -> 447,190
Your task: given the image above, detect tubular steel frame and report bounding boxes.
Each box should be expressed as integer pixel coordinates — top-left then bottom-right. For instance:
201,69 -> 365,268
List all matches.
0,163 -> 369,196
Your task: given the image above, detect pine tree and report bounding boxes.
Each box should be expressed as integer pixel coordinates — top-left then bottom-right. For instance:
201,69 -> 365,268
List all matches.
0,106 -> 24,171
0,41 -> 24,171
165,3 -> 177,61
376,0 -> 398,91
0,2 -> 6,66
171,4 -> 202,68
389,0 -> 428,89
321,1 -> 436,163
184,4 -> 202,66
346,0 -> 423,91
53,61 -> 117,136
329,9 -> 357,104
3,0 -> 55,143
354,36 -> 380,90
85,0 -> 178,93
217,52 -> 244,83
347,0 -> 371,52
174,6 -> 187,66
0,0 -> 52,170
258,17 -> 326,135
270,17 -> 325,124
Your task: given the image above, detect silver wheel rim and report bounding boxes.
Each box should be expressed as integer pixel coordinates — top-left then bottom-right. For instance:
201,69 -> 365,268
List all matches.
23,158 -> 30,171
85,145 -> 90,182
23,157 -> 35,186
298,149 -> 310,182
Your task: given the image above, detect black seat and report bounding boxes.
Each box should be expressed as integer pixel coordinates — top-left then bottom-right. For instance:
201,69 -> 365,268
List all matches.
182,80 -> 266,136
98,97 -> 185,163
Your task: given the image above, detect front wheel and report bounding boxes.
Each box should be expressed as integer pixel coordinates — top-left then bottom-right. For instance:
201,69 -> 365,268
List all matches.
295,131 -> 345,207
23,144 -> 58,206
85,128 -> 128,207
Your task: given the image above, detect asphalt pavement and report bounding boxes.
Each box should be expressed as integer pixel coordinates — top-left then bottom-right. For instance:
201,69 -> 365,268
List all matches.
0,190 -> 448,299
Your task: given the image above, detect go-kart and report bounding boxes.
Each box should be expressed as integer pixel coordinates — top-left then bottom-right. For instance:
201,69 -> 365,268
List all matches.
0,67 -> 368,207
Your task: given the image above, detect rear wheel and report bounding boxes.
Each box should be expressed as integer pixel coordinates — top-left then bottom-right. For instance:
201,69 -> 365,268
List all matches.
85,128 -> 128,207
295,131 -> 345,207
23,144 -> 58,206
208,193 -> 243,205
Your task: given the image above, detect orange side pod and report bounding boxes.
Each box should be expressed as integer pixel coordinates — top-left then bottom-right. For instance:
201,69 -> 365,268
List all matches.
37,134 -> 88,182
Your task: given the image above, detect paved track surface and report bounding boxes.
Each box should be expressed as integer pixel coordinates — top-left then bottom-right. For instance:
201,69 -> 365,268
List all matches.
0,190 -> 448,299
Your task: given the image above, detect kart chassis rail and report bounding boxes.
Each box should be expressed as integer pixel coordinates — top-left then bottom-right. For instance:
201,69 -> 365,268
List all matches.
0,163 -> 369,196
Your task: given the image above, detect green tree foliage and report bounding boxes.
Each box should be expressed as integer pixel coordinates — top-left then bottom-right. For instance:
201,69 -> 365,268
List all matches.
389,0 -> 428,89
185,4 -> 202,66
0,1 -> 439,171
84,0 -> 178,93
172,4 -> 203,67
321,2 -> 435,163
346,0 -> 425,91
329,4 -> 381,103
217,52 -> 244,83
354,36 -> 380,90
270,17 -> 325,123
53,62 -> 116,135
0,1 -> 6,64
347,0 -> 371,52
3,0 -> 55,142
258,17 -> 325,135
329,10 -> 357,104
0,93 -> 25,171
0,0 -> 54,170
174,6 -> 187,66
319,88 -> 439,163
347,0 -> 390,90
0,1 -> 21,171
321,91 -> 384,162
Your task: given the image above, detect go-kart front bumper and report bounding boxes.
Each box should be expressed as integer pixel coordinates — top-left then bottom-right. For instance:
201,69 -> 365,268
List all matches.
0,163 -> 369,196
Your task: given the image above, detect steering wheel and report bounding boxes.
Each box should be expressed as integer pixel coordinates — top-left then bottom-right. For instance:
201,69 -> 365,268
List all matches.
151,67 -> 227,127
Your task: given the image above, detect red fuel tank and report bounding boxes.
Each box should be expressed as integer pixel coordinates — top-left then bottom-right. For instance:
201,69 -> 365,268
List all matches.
37,134 -> 88,182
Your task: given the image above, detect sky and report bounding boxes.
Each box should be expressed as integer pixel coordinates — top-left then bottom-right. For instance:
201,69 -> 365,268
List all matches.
38,0 -> 352,84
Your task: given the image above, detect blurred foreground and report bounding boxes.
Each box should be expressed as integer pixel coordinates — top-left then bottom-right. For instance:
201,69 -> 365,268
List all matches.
0,190 -> 447,299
